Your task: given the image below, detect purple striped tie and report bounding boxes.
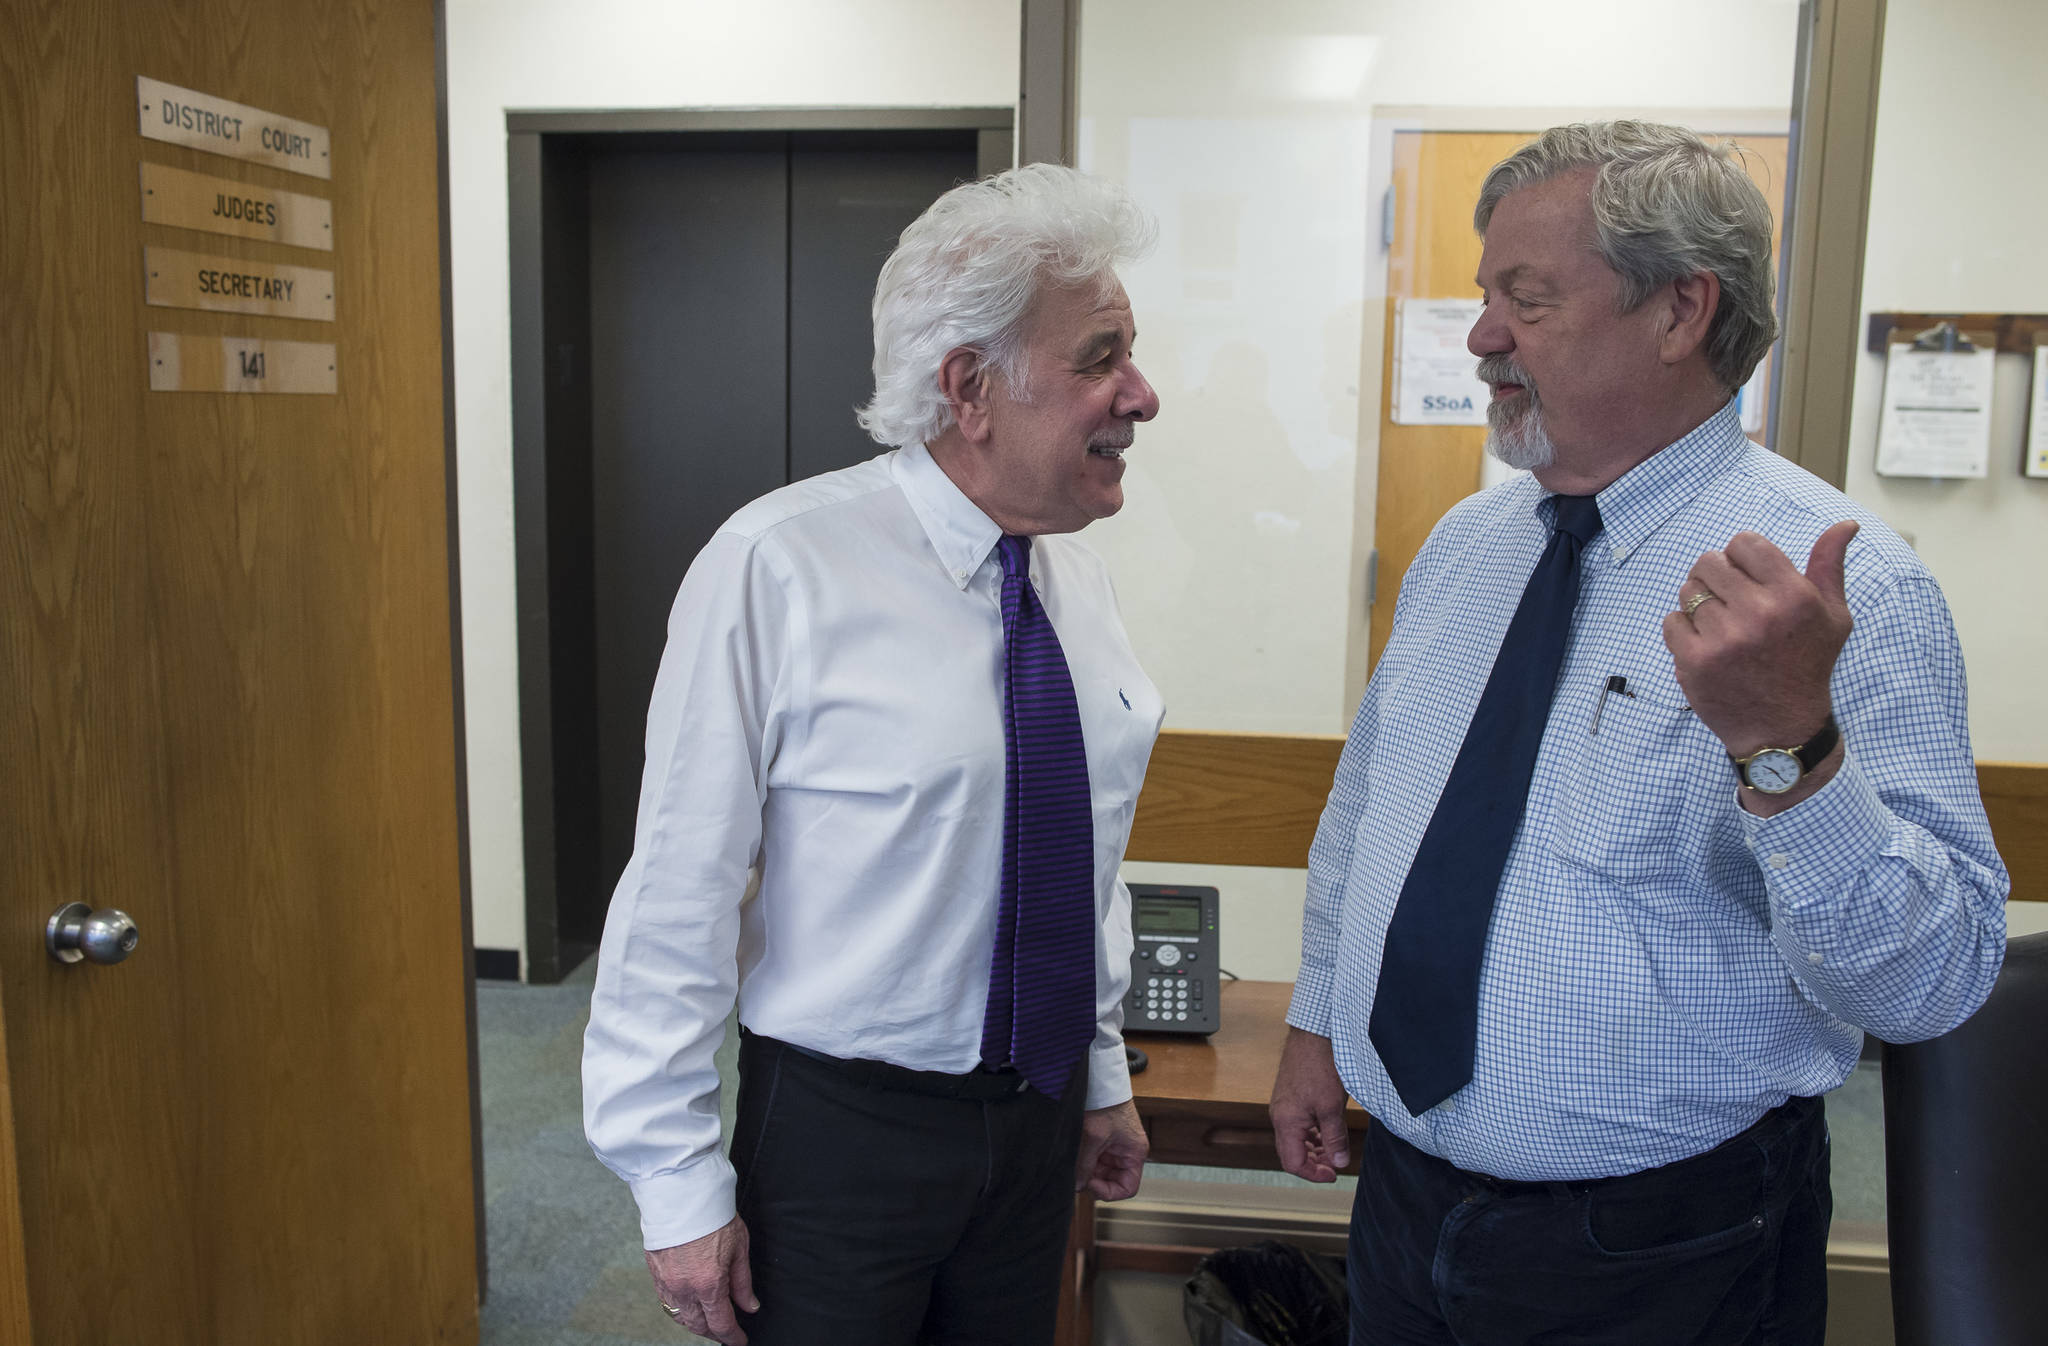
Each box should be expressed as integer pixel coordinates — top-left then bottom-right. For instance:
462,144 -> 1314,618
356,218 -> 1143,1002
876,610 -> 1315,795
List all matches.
981,534 -> 1097,1100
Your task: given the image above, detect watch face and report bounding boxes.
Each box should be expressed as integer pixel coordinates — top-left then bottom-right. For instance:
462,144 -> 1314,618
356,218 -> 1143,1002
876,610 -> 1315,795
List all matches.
1745,749 -> 1802,794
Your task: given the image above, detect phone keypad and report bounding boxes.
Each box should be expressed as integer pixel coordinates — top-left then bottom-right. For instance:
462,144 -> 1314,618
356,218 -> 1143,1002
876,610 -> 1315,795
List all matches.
1128,966 -> 1207,1027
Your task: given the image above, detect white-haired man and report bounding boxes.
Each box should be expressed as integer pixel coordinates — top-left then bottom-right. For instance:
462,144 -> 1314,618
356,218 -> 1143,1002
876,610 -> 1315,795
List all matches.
583,164 -> 1163,1345
1271,122 -> 2007,1344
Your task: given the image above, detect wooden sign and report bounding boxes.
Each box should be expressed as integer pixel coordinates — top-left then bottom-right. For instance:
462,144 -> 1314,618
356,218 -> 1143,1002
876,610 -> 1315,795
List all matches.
141,163 -> 333,251
144,246 -> 334,321
136,76 -> 331,180
148,333 -> 337,394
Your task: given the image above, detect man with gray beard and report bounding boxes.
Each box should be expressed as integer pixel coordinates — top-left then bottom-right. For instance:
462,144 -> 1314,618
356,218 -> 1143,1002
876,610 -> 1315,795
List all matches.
1472,351 -> 1554,470
1270,121 -> 2006,1344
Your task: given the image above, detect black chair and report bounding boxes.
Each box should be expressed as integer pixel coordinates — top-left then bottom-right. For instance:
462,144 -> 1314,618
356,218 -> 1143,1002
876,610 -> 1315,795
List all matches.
1880,931 -> 2048,1346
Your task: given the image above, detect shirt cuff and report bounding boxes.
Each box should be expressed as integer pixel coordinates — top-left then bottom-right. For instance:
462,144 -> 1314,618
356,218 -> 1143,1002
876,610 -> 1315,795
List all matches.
1085,1036 -> 1132,1110
1741,749 -> 1890,951
629,1151 -> 740,1252
1286,958 -> 1336,1036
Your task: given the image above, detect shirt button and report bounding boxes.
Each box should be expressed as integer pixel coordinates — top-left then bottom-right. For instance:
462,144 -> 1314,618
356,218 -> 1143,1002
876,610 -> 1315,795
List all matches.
1768,853 -> 1792,870
1807,952 -> 1825,966
955,569 -> 968,581
1612,546 -> 1629,562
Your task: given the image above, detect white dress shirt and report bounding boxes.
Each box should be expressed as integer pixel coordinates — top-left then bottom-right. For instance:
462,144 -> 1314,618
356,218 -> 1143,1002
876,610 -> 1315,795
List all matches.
583,442 -> 1165,1250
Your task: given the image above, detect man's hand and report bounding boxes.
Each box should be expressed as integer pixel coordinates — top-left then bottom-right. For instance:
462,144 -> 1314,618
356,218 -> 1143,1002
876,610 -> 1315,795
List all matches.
1076,1099 -> 1148,1200
1663,521 -> 1857,815
645,1216 -> 758,1344
1270,1027 -> 1350,1183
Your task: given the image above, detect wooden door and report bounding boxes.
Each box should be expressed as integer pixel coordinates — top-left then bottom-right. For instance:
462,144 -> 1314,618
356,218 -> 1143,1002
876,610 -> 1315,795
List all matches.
1369,129 -> 1790,667
0,1 -> 479,1342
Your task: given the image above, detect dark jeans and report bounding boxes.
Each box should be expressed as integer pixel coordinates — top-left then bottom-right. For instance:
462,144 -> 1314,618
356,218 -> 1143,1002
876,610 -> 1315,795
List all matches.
732,1031 -> 1086,1346
1348,1096 -> 1832,1346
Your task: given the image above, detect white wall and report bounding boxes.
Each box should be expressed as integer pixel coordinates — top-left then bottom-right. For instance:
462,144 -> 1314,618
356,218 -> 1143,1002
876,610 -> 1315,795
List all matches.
1842,0 -> 2048,764
446,0 -> 1021,968
1077,0 -> 1800,978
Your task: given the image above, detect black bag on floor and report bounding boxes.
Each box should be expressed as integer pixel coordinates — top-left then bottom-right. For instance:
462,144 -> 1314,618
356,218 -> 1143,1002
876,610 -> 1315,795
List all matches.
1182,1239 -> 1349,1346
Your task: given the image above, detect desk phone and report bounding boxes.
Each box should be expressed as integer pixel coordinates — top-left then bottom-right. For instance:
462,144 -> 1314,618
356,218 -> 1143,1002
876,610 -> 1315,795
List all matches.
1123,883 -> 1220,1036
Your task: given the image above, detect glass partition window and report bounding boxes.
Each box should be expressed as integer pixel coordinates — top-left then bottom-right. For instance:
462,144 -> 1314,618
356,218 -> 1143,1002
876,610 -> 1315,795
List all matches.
1076,0 -> 1803,733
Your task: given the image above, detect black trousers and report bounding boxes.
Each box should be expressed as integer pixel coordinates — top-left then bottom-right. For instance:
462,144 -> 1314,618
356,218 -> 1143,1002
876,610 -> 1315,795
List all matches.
732,1031 -> 1086,1346
1348,1095 -> 1833,1346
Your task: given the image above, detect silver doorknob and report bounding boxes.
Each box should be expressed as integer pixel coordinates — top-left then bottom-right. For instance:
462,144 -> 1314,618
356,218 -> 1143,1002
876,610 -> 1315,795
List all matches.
45,903 -> 141,966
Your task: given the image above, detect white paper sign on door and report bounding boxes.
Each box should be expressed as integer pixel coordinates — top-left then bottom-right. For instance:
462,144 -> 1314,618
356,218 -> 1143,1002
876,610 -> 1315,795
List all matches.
1393,298 -> 1488,426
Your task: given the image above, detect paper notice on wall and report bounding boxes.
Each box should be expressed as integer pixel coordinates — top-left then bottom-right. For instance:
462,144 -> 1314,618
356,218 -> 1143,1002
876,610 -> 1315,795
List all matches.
1874,345 -> 1995,478
2028,345 -> 2048,479
1393,298 -> 1488,425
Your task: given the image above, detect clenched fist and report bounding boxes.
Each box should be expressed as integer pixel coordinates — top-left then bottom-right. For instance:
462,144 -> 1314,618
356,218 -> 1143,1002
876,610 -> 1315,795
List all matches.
1662,520 -> 1858,814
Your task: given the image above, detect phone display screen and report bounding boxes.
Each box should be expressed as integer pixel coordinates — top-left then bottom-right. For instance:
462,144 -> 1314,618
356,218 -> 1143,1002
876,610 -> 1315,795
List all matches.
1135,895 -> 1200,936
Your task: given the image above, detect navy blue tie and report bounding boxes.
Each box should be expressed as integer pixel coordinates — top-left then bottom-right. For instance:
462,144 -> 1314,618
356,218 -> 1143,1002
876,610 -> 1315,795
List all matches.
1368,494 -> 1602,1116
981,535 -> 1097,1100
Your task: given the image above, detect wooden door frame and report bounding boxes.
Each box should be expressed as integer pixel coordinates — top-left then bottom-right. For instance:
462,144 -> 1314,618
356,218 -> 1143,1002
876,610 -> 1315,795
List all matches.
1773,0 -> 1888,489
432,0 -> 489,1305
504,107 -> 1013,985
0,973 -> 30,1340
1348,106 -> 1800,716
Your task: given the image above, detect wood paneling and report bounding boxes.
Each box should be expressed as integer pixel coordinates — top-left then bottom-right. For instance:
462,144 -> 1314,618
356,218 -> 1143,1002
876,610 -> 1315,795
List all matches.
1,0 -> 477,1341
1980,763 -> 2048,902
0,974 -> 31,1345
1133,732 -> 2046,904
1865,313 -> 2048,356
1127,731 -> 1345,869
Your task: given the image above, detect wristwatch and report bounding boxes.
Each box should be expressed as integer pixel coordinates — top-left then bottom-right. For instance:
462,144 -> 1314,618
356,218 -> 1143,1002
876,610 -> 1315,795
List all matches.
1729,715 -> 1841,794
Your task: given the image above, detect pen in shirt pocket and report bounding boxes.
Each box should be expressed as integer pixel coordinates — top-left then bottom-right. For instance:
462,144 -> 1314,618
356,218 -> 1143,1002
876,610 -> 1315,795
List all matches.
1589,675 -> 1636,736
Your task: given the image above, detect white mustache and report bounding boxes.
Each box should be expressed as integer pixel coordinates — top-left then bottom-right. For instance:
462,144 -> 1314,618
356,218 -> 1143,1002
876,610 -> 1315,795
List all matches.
1091,429 -> 1135,451
1476,355 -> 1536,392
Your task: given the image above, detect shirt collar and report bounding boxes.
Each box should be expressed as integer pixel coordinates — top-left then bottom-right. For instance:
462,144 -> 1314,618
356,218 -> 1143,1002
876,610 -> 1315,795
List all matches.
891,441 -> 1006,590
1582,400 -> 1748,566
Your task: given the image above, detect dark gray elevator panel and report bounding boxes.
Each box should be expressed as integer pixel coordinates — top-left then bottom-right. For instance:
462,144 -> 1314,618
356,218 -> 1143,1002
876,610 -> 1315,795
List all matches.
511,113 -> 1010,983
587,145 -> 789,893
789,138 -> 978,481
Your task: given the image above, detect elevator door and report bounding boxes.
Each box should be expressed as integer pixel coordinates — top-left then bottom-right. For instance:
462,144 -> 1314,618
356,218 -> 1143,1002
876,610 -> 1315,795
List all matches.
569,134 -> 979,965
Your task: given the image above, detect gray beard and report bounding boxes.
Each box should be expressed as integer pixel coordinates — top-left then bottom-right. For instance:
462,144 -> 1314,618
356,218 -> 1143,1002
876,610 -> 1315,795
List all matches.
1485,391 -> 1556,472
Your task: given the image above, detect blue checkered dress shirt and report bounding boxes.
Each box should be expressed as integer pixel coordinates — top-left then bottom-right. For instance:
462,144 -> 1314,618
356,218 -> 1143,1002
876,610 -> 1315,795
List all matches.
1290,402 -> 2008,1181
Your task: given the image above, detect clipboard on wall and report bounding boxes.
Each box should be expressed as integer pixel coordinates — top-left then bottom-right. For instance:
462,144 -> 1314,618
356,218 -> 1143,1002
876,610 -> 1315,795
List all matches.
1875,322 -> 1999,479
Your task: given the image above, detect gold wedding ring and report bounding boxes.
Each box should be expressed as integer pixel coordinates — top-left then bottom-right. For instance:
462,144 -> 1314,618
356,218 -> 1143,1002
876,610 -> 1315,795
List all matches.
1684,588 -> 1718,617
660,1301 -> 683,1316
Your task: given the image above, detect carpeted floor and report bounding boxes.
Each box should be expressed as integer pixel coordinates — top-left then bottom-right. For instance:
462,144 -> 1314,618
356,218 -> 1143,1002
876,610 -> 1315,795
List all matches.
477,955 -> 732,1345
475,958 -> 1889,1344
